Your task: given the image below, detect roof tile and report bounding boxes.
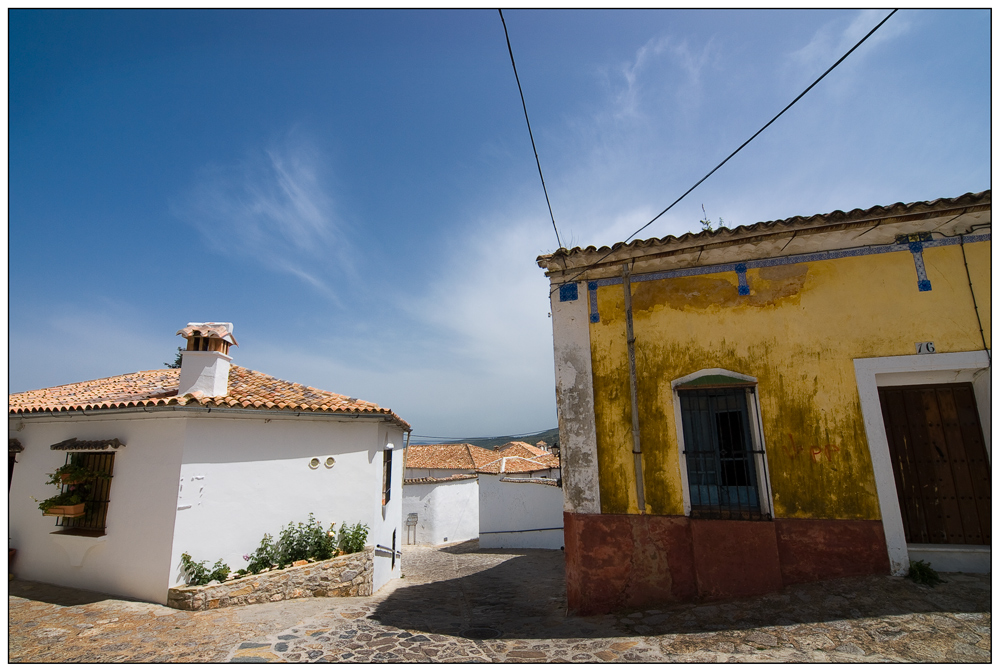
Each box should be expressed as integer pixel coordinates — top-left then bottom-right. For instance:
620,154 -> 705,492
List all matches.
9,366 -> 409,430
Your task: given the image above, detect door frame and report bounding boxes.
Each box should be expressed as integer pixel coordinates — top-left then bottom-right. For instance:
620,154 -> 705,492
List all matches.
854,350 -> 991,575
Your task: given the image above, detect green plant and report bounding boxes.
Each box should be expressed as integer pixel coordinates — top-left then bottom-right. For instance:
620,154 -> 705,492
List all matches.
907,560 -> 944,587
244,533 -> 278,574
45,463 -> 102,485
242,515 -> 338,574
180,553 -> 231,586
337,521 -> 370,555
36,490 -> 86,513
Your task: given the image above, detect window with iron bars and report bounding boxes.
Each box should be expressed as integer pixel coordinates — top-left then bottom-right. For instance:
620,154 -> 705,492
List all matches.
678,386 -> 771,521
55,452 -> 115,535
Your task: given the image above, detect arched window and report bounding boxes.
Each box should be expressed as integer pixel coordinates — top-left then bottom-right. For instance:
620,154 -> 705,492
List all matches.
672,369 -> 772,520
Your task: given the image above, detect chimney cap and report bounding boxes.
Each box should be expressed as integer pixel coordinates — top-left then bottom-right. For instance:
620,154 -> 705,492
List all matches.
177,322 -> 239,347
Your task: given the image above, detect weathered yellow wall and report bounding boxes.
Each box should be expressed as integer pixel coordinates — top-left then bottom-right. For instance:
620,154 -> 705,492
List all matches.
589,241 -> 991,519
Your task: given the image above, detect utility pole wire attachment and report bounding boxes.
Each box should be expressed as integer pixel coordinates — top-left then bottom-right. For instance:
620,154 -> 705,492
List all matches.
499,9 -> 563,250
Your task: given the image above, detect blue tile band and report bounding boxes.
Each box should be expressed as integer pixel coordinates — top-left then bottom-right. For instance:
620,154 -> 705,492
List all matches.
735,263 -> 750,296
576,232 -> 989,320
588,282 -> 600,323
559,283 -> 578,302
908,242 -> 932,292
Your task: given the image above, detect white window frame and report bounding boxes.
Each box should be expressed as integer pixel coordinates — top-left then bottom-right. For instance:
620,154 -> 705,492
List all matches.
671,368 -> 774,519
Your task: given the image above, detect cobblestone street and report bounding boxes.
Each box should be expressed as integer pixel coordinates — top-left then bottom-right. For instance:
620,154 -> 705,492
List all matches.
9,541 -> 991,663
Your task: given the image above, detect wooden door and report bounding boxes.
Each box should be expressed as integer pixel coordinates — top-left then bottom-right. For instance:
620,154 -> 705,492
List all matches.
878,383 -> 990,545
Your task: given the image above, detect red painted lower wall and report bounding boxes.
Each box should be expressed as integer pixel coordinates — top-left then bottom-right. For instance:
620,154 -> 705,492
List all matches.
563,512 -> 890,616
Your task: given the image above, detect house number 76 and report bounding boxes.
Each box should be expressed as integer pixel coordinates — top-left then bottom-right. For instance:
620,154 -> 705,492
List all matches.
915,341 -> 936,354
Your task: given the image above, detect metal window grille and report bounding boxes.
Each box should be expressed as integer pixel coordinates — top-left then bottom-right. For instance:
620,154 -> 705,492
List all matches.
382,449 -> 392,506
679,388 -> 770,521
57,452 -> 115,534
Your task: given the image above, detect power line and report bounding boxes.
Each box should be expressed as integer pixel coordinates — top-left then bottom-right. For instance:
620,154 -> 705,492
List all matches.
410,427 -> 556,442
550,9 -> 898,294
499,8 -> 563,250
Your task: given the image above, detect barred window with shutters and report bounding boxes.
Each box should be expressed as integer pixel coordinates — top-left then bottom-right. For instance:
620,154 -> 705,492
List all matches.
678,386 -> 771,521
55,452 -> 115,535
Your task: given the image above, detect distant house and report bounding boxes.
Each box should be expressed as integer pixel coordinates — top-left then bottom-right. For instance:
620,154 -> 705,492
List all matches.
538,191 -> 991,615
8,322 -> 410,605
402,442 -> 562,547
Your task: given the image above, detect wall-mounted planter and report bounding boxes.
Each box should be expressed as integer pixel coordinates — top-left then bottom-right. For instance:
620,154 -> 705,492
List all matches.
42,503 -> 85,518
167,547 -> 376,611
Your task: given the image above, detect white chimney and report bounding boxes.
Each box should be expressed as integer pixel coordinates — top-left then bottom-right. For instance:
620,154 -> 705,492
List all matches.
176,322 -> 238,398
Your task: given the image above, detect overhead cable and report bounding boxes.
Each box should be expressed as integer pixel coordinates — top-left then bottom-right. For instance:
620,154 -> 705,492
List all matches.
551,9 -> 898,294
499,8 -> 563,250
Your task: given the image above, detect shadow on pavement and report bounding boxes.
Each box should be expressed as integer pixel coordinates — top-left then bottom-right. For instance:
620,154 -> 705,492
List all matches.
371,551 -> 992,640
8,579 -> 143,607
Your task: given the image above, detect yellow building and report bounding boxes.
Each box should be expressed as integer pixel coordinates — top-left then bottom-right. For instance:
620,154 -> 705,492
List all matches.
538,191 -> 990,615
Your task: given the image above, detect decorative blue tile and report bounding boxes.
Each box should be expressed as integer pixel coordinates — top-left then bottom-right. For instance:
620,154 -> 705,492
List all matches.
559,283 -> 578,302
557,233 -> 989,307
589,282 -> 600,322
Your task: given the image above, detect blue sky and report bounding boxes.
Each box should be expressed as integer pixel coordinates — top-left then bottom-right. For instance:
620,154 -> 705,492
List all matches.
8,9 -> 991,439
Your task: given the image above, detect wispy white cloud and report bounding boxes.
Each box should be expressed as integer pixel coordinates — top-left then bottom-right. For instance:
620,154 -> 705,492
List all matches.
173,130 -> 353,303
787,10 -> 908,94
611,34 -> 716,121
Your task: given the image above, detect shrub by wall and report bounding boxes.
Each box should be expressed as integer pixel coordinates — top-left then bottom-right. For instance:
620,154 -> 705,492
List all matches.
167,547 -> 374,611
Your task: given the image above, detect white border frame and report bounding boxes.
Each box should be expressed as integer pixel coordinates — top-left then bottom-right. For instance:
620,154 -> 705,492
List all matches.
671,369 -> 774,518
853,350 -> 991,575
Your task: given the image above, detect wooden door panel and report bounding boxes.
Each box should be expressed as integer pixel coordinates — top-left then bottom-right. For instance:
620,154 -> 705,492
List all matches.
878,383 -> 990,546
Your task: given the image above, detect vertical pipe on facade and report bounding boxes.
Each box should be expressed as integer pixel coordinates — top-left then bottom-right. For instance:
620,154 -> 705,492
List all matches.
622,263 -> 647,513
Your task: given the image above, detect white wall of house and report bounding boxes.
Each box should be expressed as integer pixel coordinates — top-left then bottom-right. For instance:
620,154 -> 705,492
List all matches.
478,475 -> 564,549
8,413 -> 186,604
170,414 -> 404,595
9,410 -> 405,604
401,477 -> 479,546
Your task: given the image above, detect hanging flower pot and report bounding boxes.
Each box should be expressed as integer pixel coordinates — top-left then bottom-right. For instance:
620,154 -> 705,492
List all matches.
42,502 -> 86,517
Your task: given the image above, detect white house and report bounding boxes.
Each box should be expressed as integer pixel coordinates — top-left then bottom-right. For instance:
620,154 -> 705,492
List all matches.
8,322 -> 410,605
402,442 -> 562,548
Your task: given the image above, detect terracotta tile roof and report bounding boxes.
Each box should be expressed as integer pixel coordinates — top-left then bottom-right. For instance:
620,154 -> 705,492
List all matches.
495,441 -> 551,458
9,366 -> 409,430
50,438 -> 125,451
476,455 -> 558,475
404,443 -> 483,471
537,190 -> 991,270
177,322 -> 238,345
403,474 -> 479,485
404,443 -> 558,474
498,476 -> 561,487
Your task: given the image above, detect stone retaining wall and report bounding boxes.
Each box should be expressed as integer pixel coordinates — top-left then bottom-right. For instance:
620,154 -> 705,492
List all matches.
167,547 -> 374,611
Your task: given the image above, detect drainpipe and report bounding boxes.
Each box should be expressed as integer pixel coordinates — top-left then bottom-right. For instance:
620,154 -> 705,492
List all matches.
622,263 -> 646,513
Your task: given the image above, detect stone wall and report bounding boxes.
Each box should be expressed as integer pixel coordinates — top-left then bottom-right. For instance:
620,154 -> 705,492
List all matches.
167,547 -> 374,611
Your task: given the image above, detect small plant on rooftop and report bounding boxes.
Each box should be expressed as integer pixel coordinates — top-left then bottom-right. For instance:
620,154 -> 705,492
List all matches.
907,560 -> 944,587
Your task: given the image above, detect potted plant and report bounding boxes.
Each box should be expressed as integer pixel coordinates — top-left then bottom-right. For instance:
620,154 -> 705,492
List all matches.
46,463 -> 100,486
38,490 -> 87,517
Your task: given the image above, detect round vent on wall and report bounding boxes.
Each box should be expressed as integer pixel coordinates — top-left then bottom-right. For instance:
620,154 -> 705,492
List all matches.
309,457 -> 321,469
325,457 -> 336,468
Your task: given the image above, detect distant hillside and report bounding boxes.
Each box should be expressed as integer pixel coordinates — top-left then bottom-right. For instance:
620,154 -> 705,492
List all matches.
412,427 -> 559,450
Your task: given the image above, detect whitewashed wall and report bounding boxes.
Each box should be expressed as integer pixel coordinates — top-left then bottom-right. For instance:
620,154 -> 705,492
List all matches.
9,411 -> 405,604
8,413 -> 186,604
170,415 -> 403,594
402,477 -> 479,546
478,475 -> 564,549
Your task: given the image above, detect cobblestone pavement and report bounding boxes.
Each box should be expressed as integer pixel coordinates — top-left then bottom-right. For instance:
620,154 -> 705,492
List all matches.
9,541 -> 992,663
